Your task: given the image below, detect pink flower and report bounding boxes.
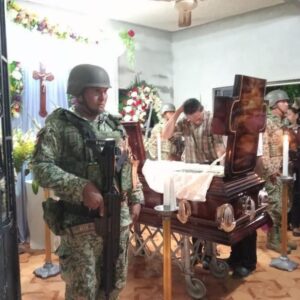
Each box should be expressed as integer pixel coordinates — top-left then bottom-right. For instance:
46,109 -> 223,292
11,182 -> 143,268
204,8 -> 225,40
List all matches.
128,30 -> 135,38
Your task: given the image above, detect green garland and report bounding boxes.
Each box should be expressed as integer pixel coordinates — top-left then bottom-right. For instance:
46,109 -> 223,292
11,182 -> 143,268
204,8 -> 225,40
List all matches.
9,60 -> 23,118
7,0 -> 136,65
7,0 -> 91,43
119,29 -> 136,67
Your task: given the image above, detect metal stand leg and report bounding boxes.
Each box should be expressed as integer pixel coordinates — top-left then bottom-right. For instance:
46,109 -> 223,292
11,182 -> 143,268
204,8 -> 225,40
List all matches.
34,189 -> 60,279
204,241 -> 229,279
270,177 -> 298,271
182,235 -> 206,299
155,205 -> 176,300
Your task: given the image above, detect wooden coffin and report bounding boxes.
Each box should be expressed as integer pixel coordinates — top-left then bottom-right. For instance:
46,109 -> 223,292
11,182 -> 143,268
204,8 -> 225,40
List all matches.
122,74 -> 272,245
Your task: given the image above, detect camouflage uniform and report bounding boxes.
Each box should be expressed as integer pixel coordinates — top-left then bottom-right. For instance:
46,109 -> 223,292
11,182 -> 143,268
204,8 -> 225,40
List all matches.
146,121 -> 183,160
261,112 -> 284,250
32,107 -> 144,300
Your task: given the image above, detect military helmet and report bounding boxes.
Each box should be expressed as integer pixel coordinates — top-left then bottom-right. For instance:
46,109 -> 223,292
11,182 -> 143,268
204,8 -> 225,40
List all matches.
67,64 -> 111,96
161,103 -> 176,115
265,89 -> 289,108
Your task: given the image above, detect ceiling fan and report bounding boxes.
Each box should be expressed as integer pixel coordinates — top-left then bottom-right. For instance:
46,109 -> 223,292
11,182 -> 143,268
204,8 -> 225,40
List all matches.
153,0 -> 202,28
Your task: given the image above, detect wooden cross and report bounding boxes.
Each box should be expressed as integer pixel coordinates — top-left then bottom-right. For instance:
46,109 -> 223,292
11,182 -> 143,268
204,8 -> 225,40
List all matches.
32,63 -> 54,118
212,75 -> 267,178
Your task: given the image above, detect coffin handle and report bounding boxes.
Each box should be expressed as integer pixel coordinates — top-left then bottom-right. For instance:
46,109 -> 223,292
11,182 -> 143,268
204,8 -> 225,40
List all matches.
216,203 -> 236,232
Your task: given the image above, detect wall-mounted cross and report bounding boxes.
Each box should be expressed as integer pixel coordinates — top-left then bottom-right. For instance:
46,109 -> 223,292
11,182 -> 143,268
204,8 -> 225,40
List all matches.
32,63 -> 54,118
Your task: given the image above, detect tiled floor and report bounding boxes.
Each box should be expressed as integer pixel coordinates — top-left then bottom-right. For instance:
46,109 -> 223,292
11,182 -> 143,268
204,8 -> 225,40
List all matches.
20,229 -> 300,300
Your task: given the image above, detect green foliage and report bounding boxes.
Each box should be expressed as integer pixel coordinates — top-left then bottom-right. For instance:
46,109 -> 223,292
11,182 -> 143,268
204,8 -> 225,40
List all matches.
9,60 -> 23,118
12,129 -> 35,173
31,179 -> 40,195
119,29 -> 136,68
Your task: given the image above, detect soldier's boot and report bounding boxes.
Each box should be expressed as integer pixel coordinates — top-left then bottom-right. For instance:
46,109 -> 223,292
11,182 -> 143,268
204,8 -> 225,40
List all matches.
266,227 -> 291,254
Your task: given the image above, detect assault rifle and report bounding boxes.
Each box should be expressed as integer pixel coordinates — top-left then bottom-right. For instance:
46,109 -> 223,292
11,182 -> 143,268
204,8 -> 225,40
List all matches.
87,138 -> 121,299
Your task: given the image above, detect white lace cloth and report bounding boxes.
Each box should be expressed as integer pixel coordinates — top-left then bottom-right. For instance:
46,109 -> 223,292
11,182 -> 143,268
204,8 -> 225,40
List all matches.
142,160 -> 224,206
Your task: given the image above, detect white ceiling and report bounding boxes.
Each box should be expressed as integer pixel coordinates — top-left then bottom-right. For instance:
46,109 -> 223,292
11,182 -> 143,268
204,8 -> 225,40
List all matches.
21,0 -> 289,32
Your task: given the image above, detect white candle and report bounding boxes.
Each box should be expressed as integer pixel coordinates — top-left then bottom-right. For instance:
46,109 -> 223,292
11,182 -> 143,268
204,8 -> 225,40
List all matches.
157,133 -> 161,161
282,131 -> 289,177
163,176 -> 170,208
169,176 -> 176,210
163,175 -> 176,210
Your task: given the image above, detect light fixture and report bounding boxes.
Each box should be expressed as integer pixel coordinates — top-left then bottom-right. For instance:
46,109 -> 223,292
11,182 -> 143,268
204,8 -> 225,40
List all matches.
175,0 -> 198,27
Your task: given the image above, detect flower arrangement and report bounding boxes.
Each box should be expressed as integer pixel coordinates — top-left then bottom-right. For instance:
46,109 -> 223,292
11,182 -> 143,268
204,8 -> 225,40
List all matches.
9,61 -> 23,118
12,129 -> 36,173
7,0 -> 93,44
7,1 -> 136,65
121,81 -> 162,125
119,29 -> 136,67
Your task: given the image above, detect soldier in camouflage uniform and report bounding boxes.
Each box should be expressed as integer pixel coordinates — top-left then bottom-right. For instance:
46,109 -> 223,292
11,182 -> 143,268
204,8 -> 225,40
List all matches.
262,89 -> 296,253
31,64 -> 144,300
146,103 -> 184,160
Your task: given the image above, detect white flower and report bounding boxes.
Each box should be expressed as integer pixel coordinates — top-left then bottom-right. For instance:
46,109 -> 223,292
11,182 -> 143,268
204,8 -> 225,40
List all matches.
8,10 -> 18,20
11,70 -> 22,80
131,91 -> 138,98
123,106 -> 132,113
123,115 -> 132,122
12,111 -> 20,118
127,99 -> 135,105
144,87 -> 151,93
132,115 -> 139,122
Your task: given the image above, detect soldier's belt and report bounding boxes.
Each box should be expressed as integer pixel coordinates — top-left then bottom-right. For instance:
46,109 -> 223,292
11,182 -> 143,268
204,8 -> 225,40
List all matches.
67,221 -> 128,237
68,222 -> 96,236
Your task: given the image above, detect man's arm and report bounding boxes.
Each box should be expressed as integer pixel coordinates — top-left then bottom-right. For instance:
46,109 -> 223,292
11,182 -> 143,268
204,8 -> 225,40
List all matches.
214,135 -> 226,159
161,105 -> 184,140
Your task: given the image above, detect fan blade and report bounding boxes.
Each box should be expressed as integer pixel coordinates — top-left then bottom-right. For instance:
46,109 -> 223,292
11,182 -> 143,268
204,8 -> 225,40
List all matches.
178,10 -> 192,27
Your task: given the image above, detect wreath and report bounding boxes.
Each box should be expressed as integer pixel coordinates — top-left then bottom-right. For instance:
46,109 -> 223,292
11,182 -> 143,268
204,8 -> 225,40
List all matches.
120,81 -> 162,127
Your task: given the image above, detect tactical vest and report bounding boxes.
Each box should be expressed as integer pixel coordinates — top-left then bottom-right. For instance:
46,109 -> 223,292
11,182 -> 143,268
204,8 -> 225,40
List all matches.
42,108 -> 132,232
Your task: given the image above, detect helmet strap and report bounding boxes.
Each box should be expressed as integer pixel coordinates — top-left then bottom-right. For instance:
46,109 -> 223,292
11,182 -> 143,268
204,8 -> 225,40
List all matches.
75,96 -> 98,120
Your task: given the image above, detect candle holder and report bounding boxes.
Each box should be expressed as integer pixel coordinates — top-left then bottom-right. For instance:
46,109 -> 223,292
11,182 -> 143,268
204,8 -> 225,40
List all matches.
34,189 -> 60,278
154,204 -> 178,300
270,176 -> 298,271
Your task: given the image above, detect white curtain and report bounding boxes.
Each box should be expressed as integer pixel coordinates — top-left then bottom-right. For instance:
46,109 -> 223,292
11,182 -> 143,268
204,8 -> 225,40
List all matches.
8,22 -> 121,131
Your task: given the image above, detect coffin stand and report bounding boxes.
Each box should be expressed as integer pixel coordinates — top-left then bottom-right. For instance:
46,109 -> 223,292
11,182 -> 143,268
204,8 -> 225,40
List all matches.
123,75 -> 272,299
